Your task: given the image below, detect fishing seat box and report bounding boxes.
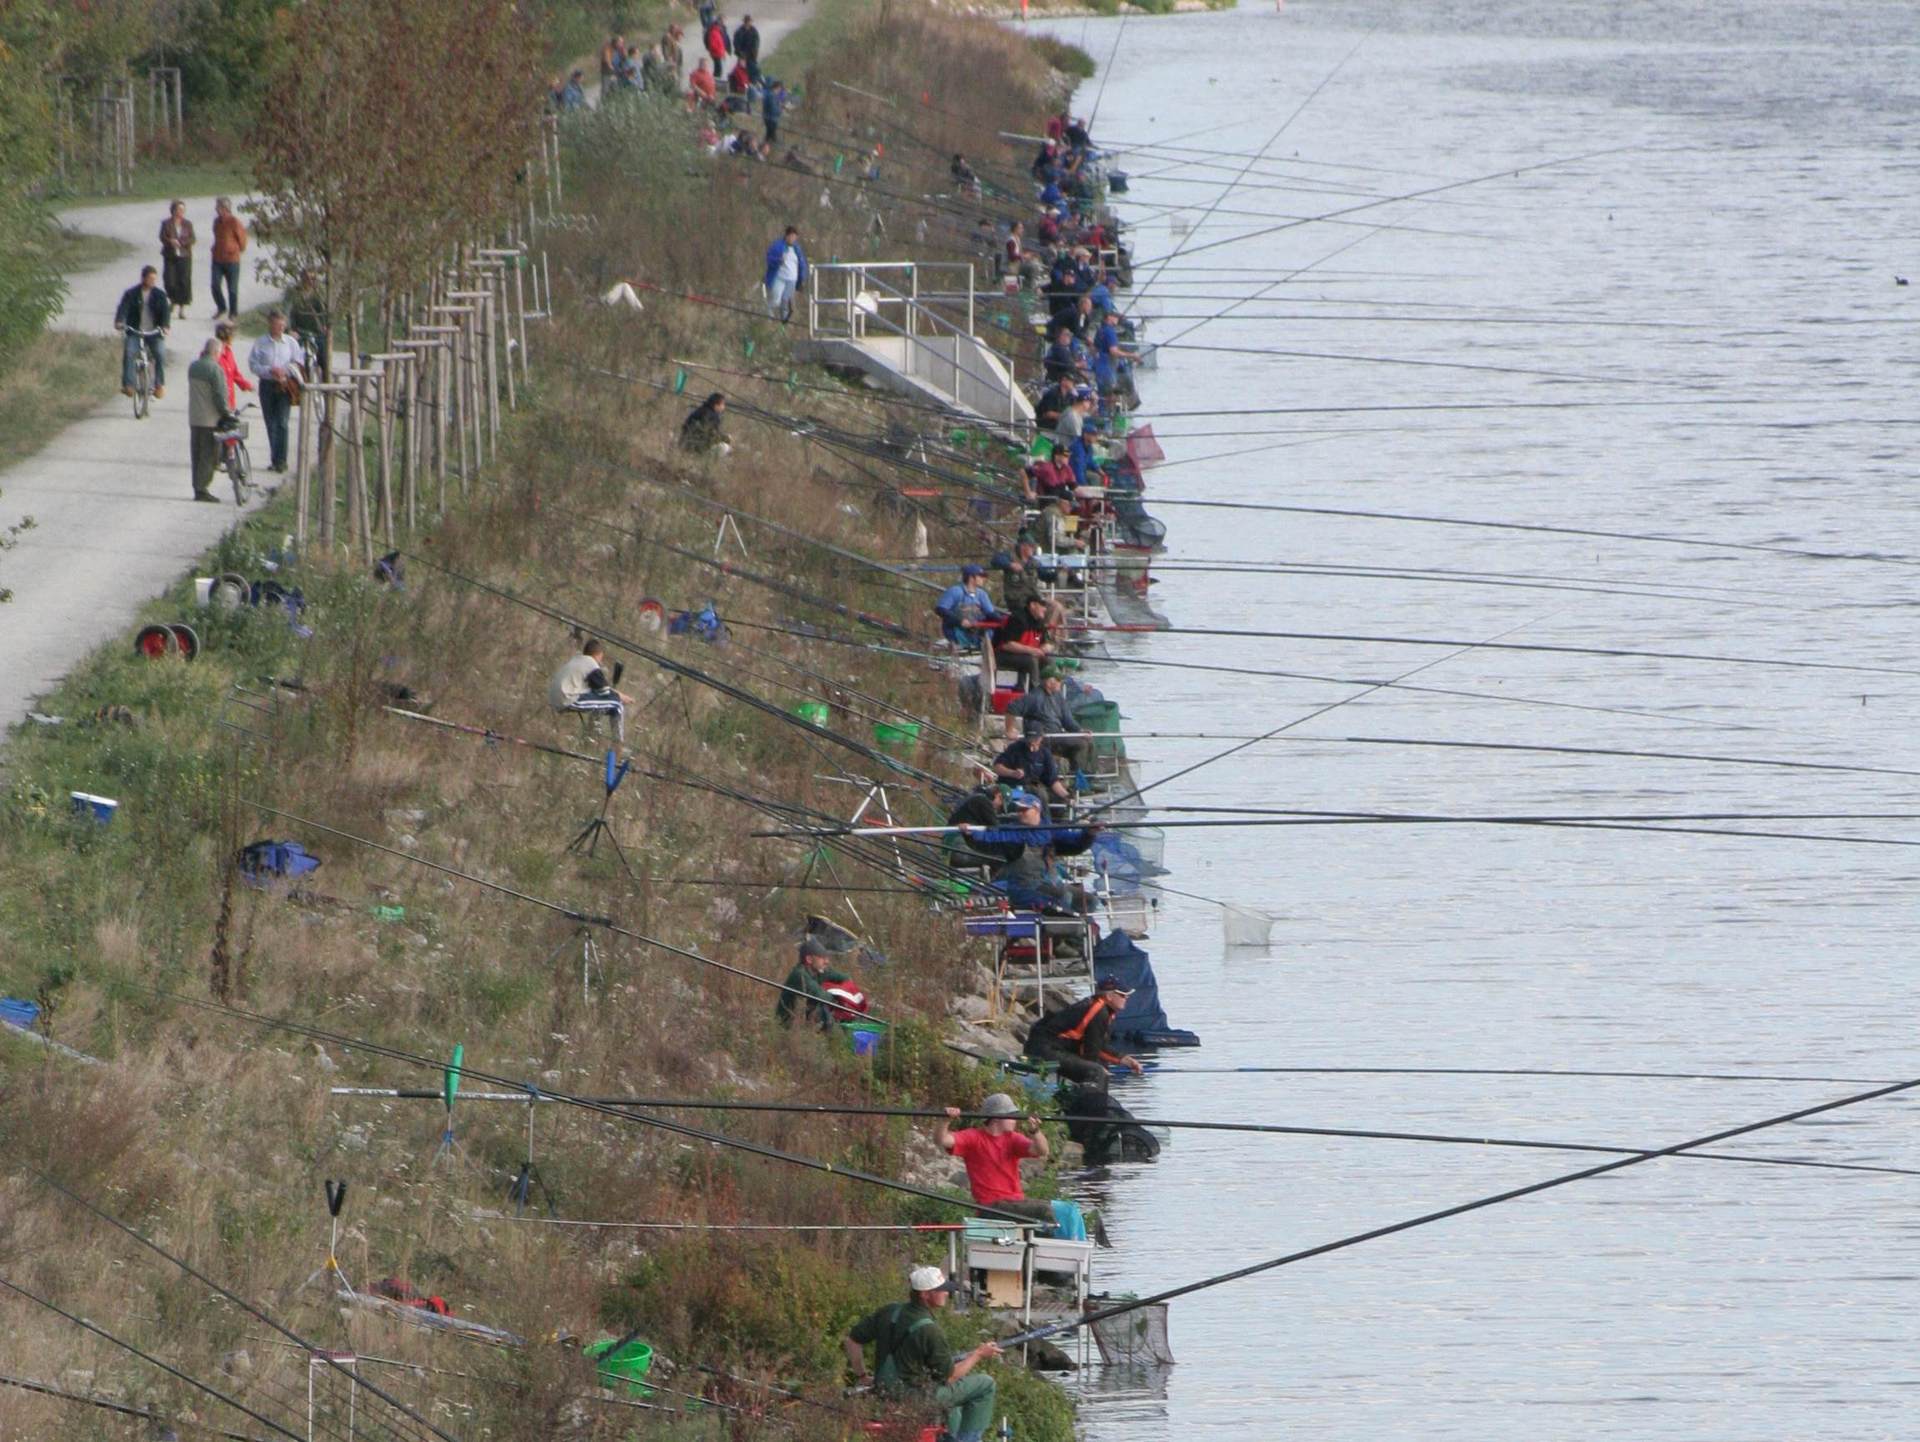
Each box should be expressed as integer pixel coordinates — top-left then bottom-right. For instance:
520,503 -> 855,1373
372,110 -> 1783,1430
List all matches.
964,1220 -> 1093,1309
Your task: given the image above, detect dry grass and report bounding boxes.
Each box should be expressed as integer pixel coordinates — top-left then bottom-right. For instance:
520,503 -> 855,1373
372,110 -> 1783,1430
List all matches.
0,5 -> 1082,1439
0,330 -> 121,466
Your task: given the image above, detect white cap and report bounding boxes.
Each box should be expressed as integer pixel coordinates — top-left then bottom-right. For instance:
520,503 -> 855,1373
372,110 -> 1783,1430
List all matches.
908,1265 -> 957,1293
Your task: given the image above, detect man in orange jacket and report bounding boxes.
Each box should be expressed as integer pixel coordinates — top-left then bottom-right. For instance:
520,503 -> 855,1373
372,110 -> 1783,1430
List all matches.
1022,976 -> 1143,1090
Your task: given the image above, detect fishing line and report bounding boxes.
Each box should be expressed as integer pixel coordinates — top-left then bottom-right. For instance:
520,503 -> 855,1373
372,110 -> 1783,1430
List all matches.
1132,23 -> 1378,303
1090,562 -> 1775,608
326,1091 -> 1920,1182
0,1272 -> 305,1442
1080,622 -> 1920,680
141,987 -> 1044,1229
1005,1070 -> 1920,1347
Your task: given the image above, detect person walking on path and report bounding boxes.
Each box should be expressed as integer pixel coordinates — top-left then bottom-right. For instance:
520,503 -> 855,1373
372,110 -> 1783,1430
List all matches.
213,322 -> 253,411
843,1267 -> 1001,1442
209,198 -> 247,320
733,14 -> 761,81
246,309 -> 304,472
762,225 -> 807,322
114,265 -> 172,398
187,339 -> 227,503
936,1093 -> 1056,1224
158,200 -> 194,316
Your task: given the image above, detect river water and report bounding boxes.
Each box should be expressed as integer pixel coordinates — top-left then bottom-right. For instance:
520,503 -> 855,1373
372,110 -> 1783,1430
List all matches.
1030,1 -> 1920,1436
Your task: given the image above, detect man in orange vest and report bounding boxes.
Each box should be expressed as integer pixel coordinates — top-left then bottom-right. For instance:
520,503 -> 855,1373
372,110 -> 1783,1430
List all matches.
1022,976 -> 1143,1090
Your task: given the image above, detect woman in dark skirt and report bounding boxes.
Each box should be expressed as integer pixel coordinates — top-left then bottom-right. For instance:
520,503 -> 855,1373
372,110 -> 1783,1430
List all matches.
159,199 -> 195,316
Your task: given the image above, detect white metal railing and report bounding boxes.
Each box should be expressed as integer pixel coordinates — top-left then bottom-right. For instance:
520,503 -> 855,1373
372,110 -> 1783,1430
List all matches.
806,261 -> 1025,429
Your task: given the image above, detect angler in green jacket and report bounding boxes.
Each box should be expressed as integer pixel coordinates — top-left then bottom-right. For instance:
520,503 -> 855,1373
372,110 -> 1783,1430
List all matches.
774,936 -> 850,1030
844,1266 -> 1000,1442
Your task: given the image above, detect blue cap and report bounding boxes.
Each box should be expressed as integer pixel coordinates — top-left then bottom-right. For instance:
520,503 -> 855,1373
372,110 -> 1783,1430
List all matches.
1007,789 -> 1041,809
961,562 -> 986,578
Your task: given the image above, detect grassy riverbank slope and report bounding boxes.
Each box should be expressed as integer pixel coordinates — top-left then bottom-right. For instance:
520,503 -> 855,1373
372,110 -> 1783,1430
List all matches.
0,5 -> 1092,1440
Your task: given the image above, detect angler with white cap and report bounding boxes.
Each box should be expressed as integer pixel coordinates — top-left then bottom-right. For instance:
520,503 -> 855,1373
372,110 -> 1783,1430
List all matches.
843,1266 -> 1001,1442
934,1092 -> 1055,1225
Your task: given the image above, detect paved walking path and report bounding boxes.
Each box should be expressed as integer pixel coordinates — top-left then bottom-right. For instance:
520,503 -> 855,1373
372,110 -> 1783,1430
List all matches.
0,4 -> 812,730
0,196 -> 279,727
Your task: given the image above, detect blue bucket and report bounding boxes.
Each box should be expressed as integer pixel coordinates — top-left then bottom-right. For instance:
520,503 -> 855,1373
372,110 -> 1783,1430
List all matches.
844,1024 -> 886,1057
70,792 -> 118,825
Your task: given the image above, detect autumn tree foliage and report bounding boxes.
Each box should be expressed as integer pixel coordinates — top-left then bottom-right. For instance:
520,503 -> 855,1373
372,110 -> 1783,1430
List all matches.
247,0 -> 545,342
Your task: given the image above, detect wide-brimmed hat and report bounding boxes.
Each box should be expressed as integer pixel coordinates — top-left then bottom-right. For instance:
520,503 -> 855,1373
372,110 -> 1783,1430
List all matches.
980,1093 -> 1020,1118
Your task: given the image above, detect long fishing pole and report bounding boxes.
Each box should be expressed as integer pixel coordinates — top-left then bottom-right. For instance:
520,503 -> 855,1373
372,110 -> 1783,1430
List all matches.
327,1090 -> 1920,1182
1129,495 -> 1920,567
1144,1064 -> 1895,1083
0,1273 -> 305,1442
243,802 -> 914,1015
1145,336 -> 1633,385
1004,1069 -> 1920,1346
1322,733 -> 1920,781
1079,622 -> 1920,680
154,987 -> 1044,1229
1086,614 -> 1547,818
1126,143 -> 1638,270
719,613 -> 1760,732
0,1373 -> 274,1442
23,1167 -> 462,1442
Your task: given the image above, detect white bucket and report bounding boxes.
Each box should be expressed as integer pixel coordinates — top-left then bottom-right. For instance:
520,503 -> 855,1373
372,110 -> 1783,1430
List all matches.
1221,903 -> 1278,949
193,577 -> 214,606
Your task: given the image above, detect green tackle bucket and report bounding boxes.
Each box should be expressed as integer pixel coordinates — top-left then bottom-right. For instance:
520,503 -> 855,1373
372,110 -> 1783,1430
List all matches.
1072,699 -> 1123,765
585,1338 -> 655,1397
872,720 -> 921,751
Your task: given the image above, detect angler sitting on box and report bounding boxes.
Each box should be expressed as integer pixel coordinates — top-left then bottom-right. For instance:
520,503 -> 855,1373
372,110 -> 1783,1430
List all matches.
992,719 -> 1069,808
844,1267 -> 1000,1442
774,936 -> 855,1032
933,563 -> 1007,650
954,788 -> 1094,915
547,638 -> 633,742
989,595 -> 1055,693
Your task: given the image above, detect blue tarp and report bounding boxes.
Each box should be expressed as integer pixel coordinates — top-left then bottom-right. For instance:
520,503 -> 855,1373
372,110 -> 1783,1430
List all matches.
1093,931 -> 1197,1046
0,997 -> 41,1031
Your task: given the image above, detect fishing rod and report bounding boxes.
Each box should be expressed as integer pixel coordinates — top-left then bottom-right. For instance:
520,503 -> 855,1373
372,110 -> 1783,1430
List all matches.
1319,734 -> 1920,783
0,1272 -> 305,1442
755,814 -> 1920,853
154,987 -> 1045,1229
1074,622 -> 1920,681
1126,143 -> 1640,270
1146,1064 -> 1896,1083
717,613 -> 1761,732
23,1167 -> 462,1442
403,550 -> 954,791
1079,562 -> 1778,609
1144,336 -> 1635,384
1116,494 -> 1920,568
326,1090 -> 1920,1183
1085,614 -> 1547,819
1128,554 -> 1796,600
1004,1069 -> 1920,1348
243,802 -> 920,1014
0,1373 -> 275,1442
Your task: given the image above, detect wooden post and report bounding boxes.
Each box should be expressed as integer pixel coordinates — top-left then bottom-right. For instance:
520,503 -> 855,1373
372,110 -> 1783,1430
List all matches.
294,385 -> 313,549
365,352 -> 412,543
447,288 -> 497,449
432,303 -> 478,487
480,247 -> 531,385
316,385 -> 341,549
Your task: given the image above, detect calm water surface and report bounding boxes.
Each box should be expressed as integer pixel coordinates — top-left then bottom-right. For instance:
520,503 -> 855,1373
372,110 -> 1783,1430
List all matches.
1033,1 -> 1920,1436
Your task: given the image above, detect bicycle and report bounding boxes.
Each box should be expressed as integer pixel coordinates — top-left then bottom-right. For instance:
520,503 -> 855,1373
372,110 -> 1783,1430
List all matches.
214,400 -> 254,505
124,327 -> 164,419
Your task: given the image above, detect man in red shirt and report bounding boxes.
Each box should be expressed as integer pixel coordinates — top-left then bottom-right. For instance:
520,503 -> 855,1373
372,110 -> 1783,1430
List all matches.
936,1093 -> 1055,1225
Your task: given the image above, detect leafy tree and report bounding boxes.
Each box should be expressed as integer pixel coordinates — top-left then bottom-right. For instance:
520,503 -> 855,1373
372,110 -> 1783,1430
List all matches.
0,3 -> 68,376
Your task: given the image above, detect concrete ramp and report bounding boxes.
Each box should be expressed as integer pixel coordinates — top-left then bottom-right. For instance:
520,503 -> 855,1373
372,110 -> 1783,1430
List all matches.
798,262 -> 1033,433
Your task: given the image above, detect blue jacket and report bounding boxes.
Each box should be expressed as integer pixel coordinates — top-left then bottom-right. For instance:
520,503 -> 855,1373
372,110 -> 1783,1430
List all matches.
763,86 -> 786,122
934,582 -> 1006,628
763,237 -> 808,291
